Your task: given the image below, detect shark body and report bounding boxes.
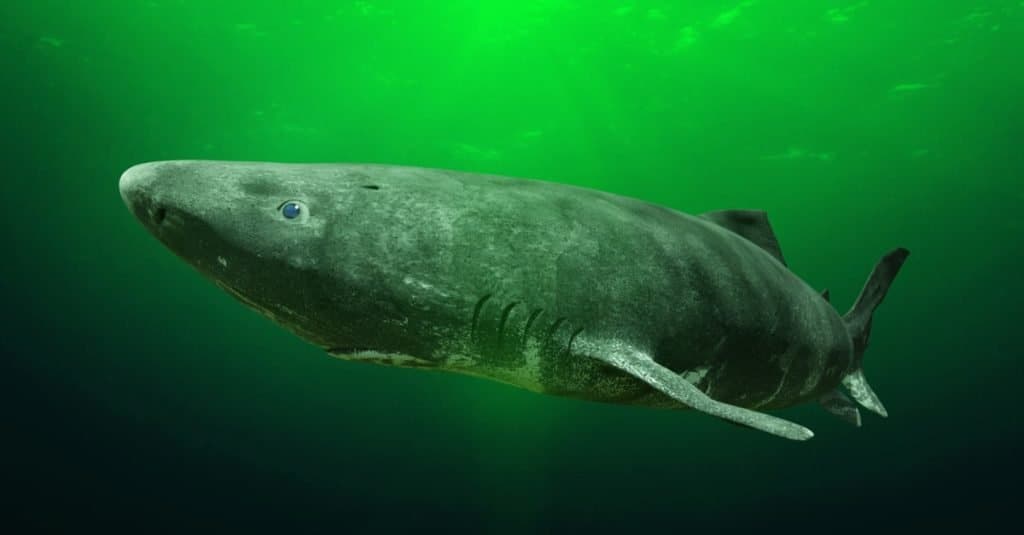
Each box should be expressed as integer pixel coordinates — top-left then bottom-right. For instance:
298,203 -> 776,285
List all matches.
120,161 -> 909,440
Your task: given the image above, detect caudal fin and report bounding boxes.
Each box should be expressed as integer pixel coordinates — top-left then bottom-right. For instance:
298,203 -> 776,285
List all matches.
841,248 -> 910,418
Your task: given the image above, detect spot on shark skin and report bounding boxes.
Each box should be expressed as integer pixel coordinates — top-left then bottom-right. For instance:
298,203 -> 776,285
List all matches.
681,365 -> 710,385
403,275 -> 450,297
217,256 -> 228,267
444,354 -> 476,366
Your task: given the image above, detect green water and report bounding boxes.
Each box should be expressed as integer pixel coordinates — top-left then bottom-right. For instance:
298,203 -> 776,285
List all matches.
4,0 -> 1021,531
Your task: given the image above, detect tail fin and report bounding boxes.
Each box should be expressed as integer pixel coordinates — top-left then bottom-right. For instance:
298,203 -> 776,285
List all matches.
841,248 -> 910,418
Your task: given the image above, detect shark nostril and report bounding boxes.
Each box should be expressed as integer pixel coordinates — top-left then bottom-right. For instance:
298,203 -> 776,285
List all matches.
154,206 -> 167,225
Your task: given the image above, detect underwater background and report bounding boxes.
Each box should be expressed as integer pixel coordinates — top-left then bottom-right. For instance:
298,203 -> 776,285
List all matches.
3,0 -> 1020,531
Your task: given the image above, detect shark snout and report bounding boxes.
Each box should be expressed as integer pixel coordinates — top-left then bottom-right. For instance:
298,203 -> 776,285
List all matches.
119,162 -> 157,206
120,162 -> 172,229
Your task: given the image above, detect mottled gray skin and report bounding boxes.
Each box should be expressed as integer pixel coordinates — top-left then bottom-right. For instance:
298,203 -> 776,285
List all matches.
120,161 -> 852,413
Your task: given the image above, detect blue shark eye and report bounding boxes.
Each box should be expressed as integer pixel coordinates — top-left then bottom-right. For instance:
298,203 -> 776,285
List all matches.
280,201 -> 306,220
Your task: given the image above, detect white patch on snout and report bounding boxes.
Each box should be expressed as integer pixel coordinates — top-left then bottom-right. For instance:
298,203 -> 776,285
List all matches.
681,365 -> 710,385
217,255 -> 228,267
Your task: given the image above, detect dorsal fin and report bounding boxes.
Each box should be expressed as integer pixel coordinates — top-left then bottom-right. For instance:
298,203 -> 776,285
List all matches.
821,289 -> 831,302
700,210 -> 786,265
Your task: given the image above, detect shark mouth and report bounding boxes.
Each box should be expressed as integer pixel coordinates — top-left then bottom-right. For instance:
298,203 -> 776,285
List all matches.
326,347 -> 436,369
327,346 -> 375,354
214,279 -> 265,311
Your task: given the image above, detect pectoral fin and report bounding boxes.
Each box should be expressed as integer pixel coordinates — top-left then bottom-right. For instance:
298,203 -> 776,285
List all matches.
582,341 -> 814,441
842,369 -> 888,417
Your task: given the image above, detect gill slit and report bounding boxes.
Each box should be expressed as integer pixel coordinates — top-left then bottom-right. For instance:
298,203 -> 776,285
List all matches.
471,293 -> 493,339
543,317 -> 568,347
497,301 -> 520,343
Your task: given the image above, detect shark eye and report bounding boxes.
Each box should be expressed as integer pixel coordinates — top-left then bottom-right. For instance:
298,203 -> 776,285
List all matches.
280,200 -> 307,220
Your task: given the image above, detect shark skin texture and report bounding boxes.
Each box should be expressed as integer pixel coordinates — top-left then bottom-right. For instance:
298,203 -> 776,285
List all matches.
120,161 -> 909,440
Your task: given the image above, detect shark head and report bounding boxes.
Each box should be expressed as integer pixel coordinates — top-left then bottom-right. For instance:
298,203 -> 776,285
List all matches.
119,160 -> 438,357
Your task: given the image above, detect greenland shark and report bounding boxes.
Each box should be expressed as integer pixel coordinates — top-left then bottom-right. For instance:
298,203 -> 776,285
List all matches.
120,160 -> 909,441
